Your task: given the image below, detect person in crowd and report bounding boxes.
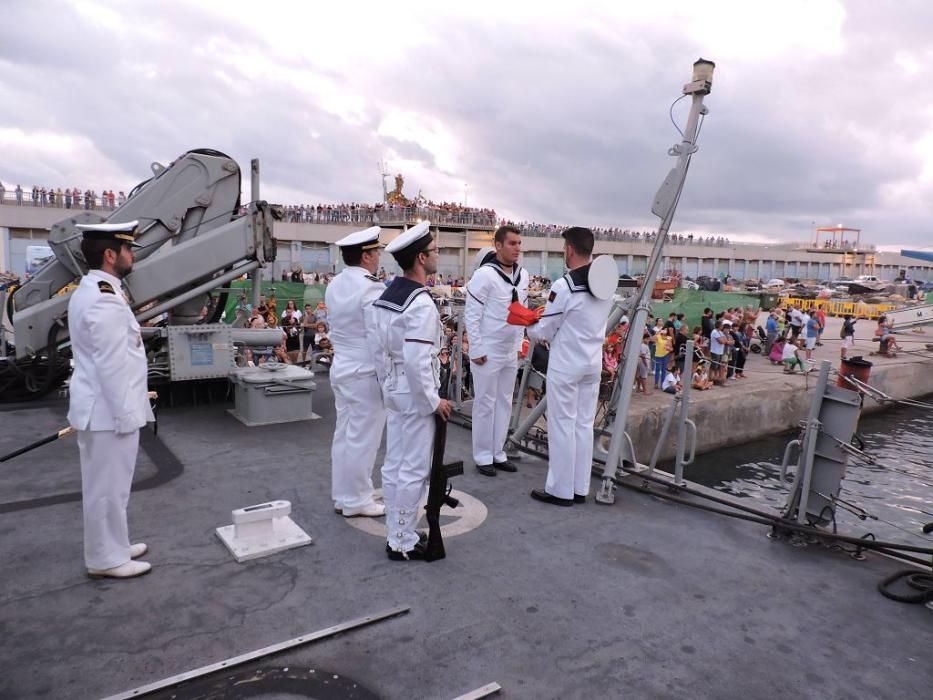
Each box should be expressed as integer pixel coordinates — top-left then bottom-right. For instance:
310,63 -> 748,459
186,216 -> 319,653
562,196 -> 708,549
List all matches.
67,221 -> 154,579
281,299 -> 302,323
527,227 -> 611,507
636,331 -> 651,394
709,319 -> 729,383
873,316 -> 900,355
653,326 -> 672,389
692,362 -> 713,390
840,315 -> 856,359
602,340 -> 620,377
313,302 -> 327,323
282,315 -> 301,363
463,225 -> 529,477
722,320 -> 737,380
691,325 -> 707,364
325,226 -> 387,519
765,311 -> 779,356
662,365 -> 683,394
768,335 -> 785,365
438,346 -> 452,399
788,306 -> 803,339
731,321 -> 750,379
301,304 -> 316,358
803,310 -> 819,362
673,322 -> 690,372
371,222 -> 450,560
782,338 -> 805,373
812,304 -> 826,346
701,307 -> 714,340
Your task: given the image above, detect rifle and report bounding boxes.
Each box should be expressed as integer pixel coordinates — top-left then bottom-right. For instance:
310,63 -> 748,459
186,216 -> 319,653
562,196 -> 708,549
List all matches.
424,413 -> 463,561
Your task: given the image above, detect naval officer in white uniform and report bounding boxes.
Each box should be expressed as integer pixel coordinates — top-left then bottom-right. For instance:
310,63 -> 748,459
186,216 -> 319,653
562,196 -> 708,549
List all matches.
527,227 -> 611,506
326,226 -> 387,518
371,222 -> 451,560
464,225 -> 529,476
67,221 -> 155,578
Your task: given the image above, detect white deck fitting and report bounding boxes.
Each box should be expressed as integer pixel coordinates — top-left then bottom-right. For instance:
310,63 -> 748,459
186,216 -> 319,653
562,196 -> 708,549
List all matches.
215,500 -> 312,562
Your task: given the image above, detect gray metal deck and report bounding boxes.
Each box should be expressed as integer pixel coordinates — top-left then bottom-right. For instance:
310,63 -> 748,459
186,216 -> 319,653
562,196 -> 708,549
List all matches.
1,379 -> 930,699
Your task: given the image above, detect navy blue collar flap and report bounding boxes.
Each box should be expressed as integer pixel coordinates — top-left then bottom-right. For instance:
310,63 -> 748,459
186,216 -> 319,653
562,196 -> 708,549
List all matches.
374,277 -> 428,313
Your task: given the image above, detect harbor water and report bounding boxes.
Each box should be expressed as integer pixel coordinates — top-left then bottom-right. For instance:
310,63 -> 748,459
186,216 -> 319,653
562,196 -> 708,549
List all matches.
682,398 -> 933,546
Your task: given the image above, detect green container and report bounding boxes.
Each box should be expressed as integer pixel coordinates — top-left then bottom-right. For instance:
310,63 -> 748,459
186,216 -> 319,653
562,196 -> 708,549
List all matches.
758,293 -> 778,310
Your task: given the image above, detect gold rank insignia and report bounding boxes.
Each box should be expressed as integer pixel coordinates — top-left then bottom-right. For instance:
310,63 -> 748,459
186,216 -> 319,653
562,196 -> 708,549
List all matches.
97,281 -> 116,295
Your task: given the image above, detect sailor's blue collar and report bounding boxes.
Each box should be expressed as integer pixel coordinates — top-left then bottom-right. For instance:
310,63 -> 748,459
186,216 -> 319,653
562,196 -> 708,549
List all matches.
374,276 -> 429,313
564,263 -> 593,295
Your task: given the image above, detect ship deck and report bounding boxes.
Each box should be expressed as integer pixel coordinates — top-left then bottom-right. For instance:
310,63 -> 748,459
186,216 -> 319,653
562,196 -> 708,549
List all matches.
1,378 -> 931,700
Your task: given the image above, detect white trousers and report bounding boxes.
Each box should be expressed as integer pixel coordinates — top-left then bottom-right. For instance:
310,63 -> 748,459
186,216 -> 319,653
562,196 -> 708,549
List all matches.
545,369 -> 600,500
470,357 -> 517,465
331,374 -> 386,509
78,429 -> 139,570
381,391 -> 434,552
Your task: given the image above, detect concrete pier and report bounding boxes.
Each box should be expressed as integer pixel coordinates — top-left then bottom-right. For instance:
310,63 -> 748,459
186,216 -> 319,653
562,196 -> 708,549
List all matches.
615,315 -> 933,462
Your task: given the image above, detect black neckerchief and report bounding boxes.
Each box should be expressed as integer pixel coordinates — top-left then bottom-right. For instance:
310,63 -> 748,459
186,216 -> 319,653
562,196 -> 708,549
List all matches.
481,259 -> 522,303
373,277 -> 428,314
564,263 -> 594,296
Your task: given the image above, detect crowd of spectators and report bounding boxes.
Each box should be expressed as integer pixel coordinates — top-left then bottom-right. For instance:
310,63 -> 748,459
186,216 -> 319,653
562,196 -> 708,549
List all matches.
0,181 -> 126,211
598,304 -> 772,398
504,220 -> 731,247
278,201 -> 497,228
232,293 -> 334,367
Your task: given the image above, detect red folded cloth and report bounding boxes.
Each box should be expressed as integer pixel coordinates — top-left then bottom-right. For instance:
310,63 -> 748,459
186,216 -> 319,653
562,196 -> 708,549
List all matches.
507,301 -> 545,326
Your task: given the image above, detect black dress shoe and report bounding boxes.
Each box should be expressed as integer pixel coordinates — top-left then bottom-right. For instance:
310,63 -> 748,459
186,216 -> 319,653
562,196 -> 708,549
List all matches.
530,489 -> 574,507
387,541 -> 427,561
573,494 -> 586,504
476,463 -> 496,477
386,531 -> 427,553
493,460 -> 518,473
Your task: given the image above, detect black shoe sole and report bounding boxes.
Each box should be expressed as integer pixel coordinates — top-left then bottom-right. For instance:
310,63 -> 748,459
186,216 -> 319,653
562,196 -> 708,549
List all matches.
476,465 -> 496,477
493,462 -> 517,473
530,489 -> 574,507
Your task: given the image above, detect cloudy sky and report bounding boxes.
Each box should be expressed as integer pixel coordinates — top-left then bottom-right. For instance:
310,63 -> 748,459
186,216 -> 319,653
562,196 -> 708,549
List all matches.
1,0 -> 931,247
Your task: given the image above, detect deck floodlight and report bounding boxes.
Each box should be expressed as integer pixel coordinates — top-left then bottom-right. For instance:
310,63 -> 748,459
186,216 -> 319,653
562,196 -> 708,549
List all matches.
684,58 -> 716,95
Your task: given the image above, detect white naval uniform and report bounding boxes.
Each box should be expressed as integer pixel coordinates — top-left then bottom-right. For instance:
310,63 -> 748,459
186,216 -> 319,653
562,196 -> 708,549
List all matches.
527,264 -> 611,500
67,269 -> 154,570
372,277 -> 441,552
325,266 -> 387,511
464,261 -> 528,466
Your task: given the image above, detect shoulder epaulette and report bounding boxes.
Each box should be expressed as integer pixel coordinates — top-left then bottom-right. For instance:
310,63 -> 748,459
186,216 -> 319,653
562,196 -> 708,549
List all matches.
97,281 -> 116,295
365,274 -> 381,283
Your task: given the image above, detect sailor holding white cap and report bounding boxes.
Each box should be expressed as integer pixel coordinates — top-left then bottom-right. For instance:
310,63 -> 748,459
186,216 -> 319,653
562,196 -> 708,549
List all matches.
527,227 -> 613,506
371,221 -> 451,560
67,220 -> 155,578
464,225 -> 529,476
326,226 -> 387,518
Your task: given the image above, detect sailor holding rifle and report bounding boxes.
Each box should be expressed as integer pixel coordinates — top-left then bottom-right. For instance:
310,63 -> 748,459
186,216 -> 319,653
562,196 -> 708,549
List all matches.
371,221 -> 451,560
464,224 -> 529,476
527,227 -> 613,506
68,221 -> 155,578
326,226 -> 387,518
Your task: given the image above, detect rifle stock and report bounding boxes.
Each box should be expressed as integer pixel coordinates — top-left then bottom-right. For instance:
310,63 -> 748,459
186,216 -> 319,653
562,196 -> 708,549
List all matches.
424,414 -> 463,561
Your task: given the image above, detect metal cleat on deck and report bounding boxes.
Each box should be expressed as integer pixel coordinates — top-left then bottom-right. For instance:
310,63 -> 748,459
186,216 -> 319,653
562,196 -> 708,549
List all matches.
215,500 -> 312,562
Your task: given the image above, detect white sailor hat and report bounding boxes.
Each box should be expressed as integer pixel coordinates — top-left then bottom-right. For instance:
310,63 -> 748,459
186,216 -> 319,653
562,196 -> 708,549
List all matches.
385,220 -> 432,256
75,220 -> 142,246
473,246 -> 496,269
335,225 -> 382,250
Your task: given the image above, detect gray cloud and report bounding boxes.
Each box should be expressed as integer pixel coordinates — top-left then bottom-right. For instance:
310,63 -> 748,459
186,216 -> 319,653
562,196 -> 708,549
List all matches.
0,1 -> 931,246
